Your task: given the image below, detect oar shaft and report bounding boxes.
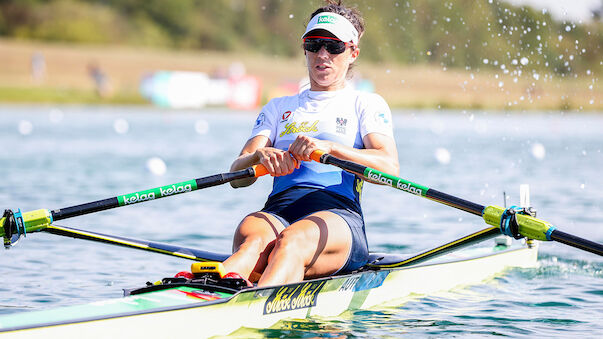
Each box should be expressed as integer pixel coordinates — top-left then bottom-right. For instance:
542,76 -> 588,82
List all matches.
369,227 -> 501,268
52,166 -> 265,221
44,224 -> 230,261
550,230 -> 603,256
425,188 -> 484,216
316,152 -> 484,216
2,165 -> 268,243
312,151 -> 603,257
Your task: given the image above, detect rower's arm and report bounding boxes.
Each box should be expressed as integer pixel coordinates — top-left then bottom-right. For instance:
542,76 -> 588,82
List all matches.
230,136 -> 271,188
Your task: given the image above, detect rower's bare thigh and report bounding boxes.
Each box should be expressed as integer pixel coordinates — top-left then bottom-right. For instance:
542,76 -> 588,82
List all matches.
281,210 -> 353,278
233,212 -> 286,251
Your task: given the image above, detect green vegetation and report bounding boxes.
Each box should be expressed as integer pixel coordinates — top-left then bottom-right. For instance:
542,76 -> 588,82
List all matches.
1,0 -> 601,75
0,86 -> 145,105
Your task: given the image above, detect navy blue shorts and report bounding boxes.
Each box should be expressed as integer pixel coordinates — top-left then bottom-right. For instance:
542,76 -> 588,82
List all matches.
261,187 -> 369,273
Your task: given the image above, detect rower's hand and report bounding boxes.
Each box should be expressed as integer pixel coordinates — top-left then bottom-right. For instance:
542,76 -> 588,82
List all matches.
255,147 -> 299,176
288,135 -> 333,162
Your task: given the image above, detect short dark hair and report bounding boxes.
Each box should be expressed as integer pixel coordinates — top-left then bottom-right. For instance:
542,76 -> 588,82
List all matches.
308,0 -> 365,40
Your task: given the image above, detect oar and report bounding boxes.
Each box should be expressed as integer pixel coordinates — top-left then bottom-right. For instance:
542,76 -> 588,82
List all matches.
367,226 -> 502,268
43,224 -> 229,262
1,165 -> 269,248
310,151 -> 603,257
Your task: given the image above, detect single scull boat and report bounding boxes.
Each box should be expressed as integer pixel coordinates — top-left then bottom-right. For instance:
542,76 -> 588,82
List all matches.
1,152 -> 601,338
0,239 -> 537,338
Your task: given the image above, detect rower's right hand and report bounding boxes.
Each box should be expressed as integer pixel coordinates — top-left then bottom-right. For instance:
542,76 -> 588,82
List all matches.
255,147 -> 299,176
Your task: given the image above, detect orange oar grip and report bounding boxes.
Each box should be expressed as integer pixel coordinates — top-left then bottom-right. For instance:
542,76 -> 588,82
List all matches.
310,150 -> 326,163
253,164 -> 269,177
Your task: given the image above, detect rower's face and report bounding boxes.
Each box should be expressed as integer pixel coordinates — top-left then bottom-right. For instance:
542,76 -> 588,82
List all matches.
305,43 -> 359,91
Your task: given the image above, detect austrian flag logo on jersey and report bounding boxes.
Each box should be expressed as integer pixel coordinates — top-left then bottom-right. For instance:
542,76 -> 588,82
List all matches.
336,117 -> 347,134
281,111 -> 292,122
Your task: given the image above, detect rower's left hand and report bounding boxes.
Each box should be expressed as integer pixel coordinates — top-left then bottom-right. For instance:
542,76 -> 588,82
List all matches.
288,135 -> 333,162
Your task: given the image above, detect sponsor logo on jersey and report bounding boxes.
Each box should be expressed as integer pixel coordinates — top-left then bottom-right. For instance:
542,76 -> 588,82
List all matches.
374,112 -> 390,125
336,117 -> 347,134
355,177 -> 363,200
279,120 -> 319,137
281,111 -> 292,122
263,280 -> 326,314
254,113 -> 266,128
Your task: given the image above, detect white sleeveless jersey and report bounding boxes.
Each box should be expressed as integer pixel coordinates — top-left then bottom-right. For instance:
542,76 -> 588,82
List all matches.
250,86 -> 394,203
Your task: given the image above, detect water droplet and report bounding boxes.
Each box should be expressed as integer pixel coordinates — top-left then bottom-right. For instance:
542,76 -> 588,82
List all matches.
195,119 -> 210,135
146,157 -> 167,176
520,57 -> 529,65
531,143 -> 546,160
18,120 -> 33,135
113,118 -> 129,134
483,58 -> 489,64
434,148 -> 451,165
49,109 -> 64,124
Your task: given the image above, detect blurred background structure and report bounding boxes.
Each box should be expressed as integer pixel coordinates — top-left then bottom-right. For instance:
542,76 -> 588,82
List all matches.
0,0 -> 600,110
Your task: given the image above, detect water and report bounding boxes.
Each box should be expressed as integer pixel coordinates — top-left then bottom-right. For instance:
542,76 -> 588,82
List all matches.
1,105 -> 602,337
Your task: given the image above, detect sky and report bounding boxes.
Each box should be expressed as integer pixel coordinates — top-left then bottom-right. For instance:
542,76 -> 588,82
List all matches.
505,0 -> 601,22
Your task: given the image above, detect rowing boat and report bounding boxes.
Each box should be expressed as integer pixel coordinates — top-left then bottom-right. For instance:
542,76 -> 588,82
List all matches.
1,151 -> 601,338
0,239 -> 538,338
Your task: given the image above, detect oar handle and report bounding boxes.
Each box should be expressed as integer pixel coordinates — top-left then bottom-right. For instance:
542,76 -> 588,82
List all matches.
252,164 -> 269,177
310,150 -> 326,163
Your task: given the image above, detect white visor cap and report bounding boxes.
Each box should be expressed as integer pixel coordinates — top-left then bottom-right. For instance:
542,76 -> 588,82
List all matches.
302,12 -> 359,45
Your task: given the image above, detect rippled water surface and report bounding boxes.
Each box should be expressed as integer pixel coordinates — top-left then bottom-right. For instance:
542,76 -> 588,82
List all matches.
1,105 -> 602,337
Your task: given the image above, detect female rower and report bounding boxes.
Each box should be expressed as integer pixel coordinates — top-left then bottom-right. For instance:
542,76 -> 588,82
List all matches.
223,0 -> 399,287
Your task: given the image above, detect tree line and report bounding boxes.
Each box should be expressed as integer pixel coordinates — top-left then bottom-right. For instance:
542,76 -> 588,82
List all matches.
0,0 -> 600,75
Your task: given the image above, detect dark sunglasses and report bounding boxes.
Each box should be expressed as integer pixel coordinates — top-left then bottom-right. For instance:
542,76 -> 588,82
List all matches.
303,36 -> 354,54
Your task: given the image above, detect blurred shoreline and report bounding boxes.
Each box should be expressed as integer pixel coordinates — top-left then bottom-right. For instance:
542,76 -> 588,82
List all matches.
0,38 -> 600,112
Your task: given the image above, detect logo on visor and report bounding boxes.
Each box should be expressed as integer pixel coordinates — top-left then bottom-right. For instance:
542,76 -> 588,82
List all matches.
318,14 -> 338,24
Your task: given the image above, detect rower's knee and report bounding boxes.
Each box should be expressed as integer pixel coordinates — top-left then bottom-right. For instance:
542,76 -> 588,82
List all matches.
272,228 -> 309,260
236,236 -> 270,254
